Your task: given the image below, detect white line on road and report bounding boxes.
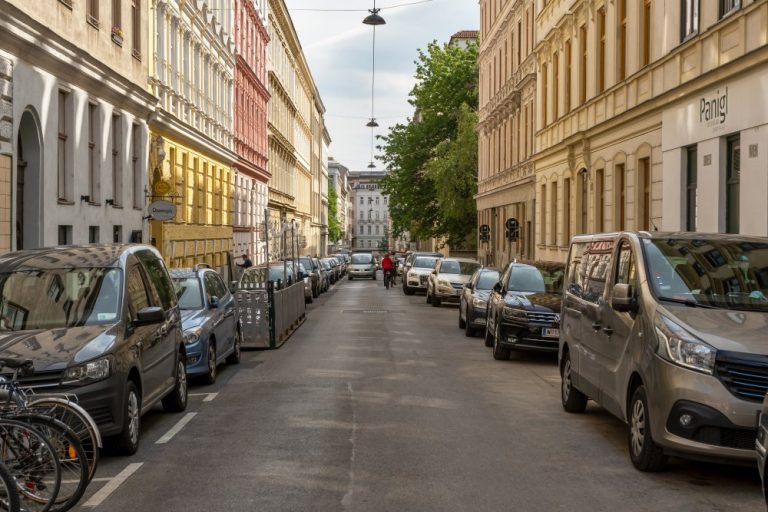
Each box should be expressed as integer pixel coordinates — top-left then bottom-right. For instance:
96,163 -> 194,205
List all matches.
82,463 -> 143,508
189,392 -> 219,402
155,412 -> 197,444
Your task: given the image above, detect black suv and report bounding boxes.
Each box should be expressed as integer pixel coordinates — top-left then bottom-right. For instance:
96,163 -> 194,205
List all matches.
484,261 -> 565,360
0,244 -> 187,454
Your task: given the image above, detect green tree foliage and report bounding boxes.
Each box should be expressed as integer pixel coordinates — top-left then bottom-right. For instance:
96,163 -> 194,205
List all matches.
380,40 -> 478,248
327,182 -> 342,243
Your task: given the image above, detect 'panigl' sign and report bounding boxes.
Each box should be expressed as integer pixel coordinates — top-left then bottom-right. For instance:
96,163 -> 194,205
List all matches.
699,87 -> 728,127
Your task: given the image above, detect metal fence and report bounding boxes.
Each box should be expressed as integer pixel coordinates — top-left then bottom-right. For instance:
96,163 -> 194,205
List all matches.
235,288 -> 270,348
269,282 -> 306,348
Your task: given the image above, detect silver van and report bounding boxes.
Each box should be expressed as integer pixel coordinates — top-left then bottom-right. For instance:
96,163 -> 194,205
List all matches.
559,232 -> 768,471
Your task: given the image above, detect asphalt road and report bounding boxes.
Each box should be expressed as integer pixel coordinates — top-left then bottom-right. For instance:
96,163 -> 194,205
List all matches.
74,274 -> 764,512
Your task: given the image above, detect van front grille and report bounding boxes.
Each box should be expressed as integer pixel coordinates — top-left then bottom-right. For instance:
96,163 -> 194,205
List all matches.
714,351 -> 768,403
693,426 -> 757,450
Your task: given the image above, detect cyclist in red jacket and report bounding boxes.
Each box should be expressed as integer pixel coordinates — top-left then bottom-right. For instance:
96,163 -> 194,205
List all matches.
381,253 -> 395,289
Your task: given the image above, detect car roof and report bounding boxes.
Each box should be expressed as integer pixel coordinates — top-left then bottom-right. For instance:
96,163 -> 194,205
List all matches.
570,231 -> 768,244
0,244 -> 160,272
169,268 -> 198,279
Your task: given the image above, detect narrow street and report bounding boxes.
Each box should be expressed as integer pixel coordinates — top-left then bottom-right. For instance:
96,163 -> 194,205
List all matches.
74,277 -> 762,511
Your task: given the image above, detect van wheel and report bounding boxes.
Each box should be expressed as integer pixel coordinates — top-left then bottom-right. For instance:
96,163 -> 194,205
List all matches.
114,381 -> 141,455
162,357 -> 188,412
561,351 -> 588,413
492,325 -> 510,360
628,385 -> 668,472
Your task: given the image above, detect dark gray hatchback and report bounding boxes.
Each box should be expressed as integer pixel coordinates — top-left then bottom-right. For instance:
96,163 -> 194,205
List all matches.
0,244 -> 187,454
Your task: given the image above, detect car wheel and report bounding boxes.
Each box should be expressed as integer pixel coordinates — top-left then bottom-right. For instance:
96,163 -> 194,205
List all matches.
561,350 -> 588,413
426,289 -> 431,303
628,385 -> 668,472
306,292 -> 314,304
203,342 -> 217,385
348,276 -> 353,280
484,319 -> 494,348
226,329 -> 242,365
458,303 -> 466,329
464,317 -> 475,337
162,356 -> 188,412
431,293 -> 441,307
372,274 -> 376,280
404,285 -> 414,295
114,380 -> 141,455
492,324 -> 510,360
312,285 -> 319,298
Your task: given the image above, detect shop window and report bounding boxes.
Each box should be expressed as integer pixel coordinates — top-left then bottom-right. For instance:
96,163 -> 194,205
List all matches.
540,183 -> 547,245
685,145 -> 697,231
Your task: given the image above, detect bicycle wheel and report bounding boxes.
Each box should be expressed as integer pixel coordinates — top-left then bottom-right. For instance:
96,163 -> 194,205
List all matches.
0,460 -> 21,512
11,415 -> 88,512
0,418 -> 61,512
27,397 -> 101,483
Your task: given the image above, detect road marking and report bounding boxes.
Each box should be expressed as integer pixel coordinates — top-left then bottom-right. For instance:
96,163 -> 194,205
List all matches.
188,392 -> 218,402
155,412 -> 197,444
307,369 -> 364,379
82,463 -> 143,507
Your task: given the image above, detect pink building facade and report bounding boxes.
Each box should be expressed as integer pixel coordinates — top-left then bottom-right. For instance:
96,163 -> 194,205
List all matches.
233,0 -> 270,264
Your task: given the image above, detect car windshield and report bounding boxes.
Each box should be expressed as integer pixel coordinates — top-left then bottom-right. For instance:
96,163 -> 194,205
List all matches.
509,265 -> 564,293
643,238 -> 768,311
0,267 -> 122,331
477,271 -> 500,290
172,277 -> 203,310
413,257 -> 438,269
441,261 -> 480,275
352,254 -> 373,264
299,258 -> 313,270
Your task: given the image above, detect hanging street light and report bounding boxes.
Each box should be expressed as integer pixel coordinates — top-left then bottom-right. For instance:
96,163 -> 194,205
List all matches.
363,0 -> 386,25
366,118 -> 379,127
367,162 -> 376,169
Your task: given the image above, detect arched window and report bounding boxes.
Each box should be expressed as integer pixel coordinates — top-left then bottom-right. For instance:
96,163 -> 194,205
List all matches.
579,169 -> 588,234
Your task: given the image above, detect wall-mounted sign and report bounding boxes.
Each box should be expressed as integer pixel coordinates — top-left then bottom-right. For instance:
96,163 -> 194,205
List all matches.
153,180 -> 172,196
147,200 -> 177,221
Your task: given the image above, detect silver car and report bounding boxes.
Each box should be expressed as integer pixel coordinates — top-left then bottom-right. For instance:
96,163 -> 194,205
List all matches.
426,258 -> 481,307
348,253 -> 377,280
560,232 -> 768,470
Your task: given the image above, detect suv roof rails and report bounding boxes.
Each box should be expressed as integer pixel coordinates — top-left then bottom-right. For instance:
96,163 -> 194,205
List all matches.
194,263 -> 212,271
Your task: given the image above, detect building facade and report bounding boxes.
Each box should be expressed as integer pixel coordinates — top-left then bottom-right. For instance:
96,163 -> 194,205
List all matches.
233,0 -> 270,265
328,157 -> 351,251
534,0 -> 767,263
1,0 -> 154,253
350,170 -> 391,251
478,3 -> 536,268
148,0 -> 237,273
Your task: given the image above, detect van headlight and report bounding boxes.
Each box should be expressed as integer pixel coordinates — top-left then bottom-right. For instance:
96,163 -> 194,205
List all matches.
183,327 -> 203,345
63,356 -> 112,385
654,313 -> 716,374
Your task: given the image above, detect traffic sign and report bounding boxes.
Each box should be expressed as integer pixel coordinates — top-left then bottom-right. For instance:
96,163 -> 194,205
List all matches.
479,224 -> 490,234
505,218 -> 518,231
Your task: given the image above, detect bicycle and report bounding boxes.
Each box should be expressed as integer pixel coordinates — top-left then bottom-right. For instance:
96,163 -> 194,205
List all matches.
0,460 -> 20,512
383,269 -> 394,289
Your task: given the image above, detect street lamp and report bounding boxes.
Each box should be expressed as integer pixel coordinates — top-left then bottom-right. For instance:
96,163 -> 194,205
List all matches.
367,162 -> 376,169
363,1 -> 386,25
366,118 -> 379,127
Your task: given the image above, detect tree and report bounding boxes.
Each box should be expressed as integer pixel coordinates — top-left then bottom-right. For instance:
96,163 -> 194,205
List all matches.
327,182 -> 342,244
379,40 -> 478,248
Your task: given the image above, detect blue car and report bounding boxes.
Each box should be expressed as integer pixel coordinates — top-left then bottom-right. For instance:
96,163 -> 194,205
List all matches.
170,265 -> 241,384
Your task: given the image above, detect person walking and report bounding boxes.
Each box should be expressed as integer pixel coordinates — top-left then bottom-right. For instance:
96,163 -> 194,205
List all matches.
237,254 -> 253,269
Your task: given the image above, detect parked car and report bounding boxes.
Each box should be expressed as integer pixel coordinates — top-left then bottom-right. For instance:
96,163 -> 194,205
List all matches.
560,232 -> 768,471
757,393 -> 768,507
296,262 -> 314,303
313,257 -> 329,293
349,252 -> 377,280
170,265 -> 241,385
331,254 -> 347,275
320,258 -> 337,284
299,256 -> 320,298
0,244 -> 187,455
394,254 -> 406,277
485,260 -> 565,359
403,254 -> 442,295
426,258 -> 481,307
459,267 -> 500,337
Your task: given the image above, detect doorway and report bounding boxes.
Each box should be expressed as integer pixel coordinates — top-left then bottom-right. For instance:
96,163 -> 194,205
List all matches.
16,110 -> 42,250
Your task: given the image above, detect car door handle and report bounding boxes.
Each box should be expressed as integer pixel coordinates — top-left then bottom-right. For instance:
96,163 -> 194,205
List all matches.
602,326 -> 614,336
591,321 -> 602,331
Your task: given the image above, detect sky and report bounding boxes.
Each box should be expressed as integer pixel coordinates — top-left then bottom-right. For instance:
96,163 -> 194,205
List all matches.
284,0 -> 479,172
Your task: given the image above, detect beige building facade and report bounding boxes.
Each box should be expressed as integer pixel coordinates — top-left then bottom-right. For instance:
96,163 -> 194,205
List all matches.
534,0 -> 767,263
478,1 -> 537,268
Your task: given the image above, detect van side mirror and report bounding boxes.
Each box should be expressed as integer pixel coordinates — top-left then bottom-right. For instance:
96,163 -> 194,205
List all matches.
612,283 -> 638,313
135,306 -> 165,326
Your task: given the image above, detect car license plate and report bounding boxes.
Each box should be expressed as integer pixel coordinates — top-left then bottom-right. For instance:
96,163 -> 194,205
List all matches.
476,317 -> 486,324
542,328 -> 560,338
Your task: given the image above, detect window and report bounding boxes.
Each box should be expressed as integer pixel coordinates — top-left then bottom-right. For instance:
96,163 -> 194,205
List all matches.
113,225 -> 122,243
566,240 -> 615,303
642,0 -> 652,66
615,163 -> 625,231
112,0 -> 121,34
564,39 -> 571,113
131,0 -> 141,59
615,241 -> 636,288
597,7 -> 606,94
638,157 -> 650,231
58,90 -> 69,201
89,226 -> 100,243
112,114 -> 122,206
132,124 -> 141,209
685,146 -> 697,231
681,0 -> 699,41
359,197 -> 363,205
88,102 -> 98,203
550,181 -> 558,245
541,62 -> 548,125
552,51 -> 559,120
595,168 -> 604,232
563,177 -> 571,243
719,0 -> 740,19
579,24 -> 587,104
725,134 -> 740,233
579,170 -> 588,234
375,226 -> 379,235
126,265 -> 150,321
86,0 -> 99,27
136,250 -> 175,309
58,225 -> 72,245
617,0 -> 627,81
375,196 -> 379,205
367,225 -> 371,235
540,184 -> 546,245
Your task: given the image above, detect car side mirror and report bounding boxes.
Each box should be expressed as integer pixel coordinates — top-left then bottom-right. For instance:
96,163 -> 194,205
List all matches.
135,306 -> 165,326
612,283 -> 638,313
493,282 -> 502,293
209,296 -> 220,309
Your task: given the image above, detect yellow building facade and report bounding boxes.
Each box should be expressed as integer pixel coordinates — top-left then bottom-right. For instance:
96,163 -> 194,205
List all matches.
148,0 -> 237,273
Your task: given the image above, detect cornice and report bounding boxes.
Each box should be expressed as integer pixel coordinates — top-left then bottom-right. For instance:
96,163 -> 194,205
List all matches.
151,108 -> 238,165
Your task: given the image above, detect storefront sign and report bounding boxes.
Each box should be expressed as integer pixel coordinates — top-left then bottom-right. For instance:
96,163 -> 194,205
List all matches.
147,200 -> 177,221
699,87 -> 728,127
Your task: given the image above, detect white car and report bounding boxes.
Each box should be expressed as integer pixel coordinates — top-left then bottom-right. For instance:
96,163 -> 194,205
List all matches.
403,254 -> 442,295
426,258 -> 481,307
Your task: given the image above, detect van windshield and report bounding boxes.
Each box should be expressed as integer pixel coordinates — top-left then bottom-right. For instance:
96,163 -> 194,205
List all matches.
643,238 -> 768,312
0,268 -> 122,330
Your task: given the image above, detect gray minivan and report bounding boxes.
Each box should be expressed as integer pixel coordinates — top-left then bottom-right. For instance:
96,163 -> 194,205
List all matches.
559,232 -> 768,470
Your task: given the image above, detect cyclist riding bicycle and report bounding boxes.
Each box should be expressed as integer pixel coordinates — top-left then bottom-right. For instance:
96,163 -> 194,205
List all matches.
381,253 -> 395,288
